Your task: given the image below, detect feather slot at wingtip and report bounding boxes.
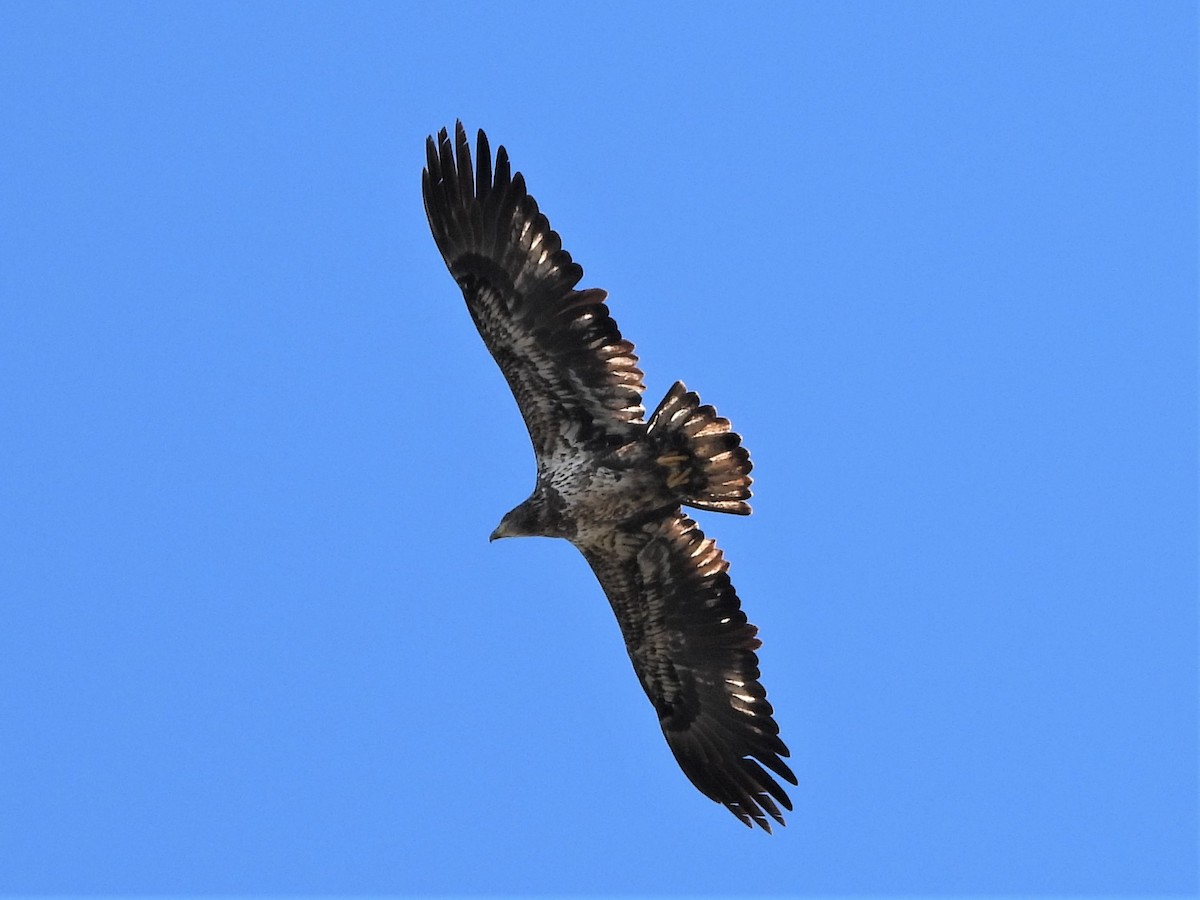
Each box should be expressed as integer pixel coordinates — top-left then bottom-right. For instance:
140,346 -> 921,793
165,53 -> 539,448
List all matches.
455,124 -> 474,201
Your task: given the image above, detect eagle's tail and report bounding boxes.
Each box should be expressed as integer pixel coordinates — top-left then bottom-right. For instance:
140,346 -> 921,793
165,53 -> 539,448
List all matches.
646,382 -> 753,516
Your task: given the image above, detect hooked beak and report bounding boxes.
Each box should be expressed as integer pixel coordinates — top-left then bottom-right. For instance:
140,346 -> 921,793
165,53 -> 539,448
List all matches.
489,524 -> 506,543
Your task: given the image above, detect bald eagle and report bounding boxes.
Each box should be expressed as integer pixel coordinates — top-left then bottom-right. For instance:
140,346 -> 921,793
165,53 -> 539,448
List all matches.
422,123 -> 796,831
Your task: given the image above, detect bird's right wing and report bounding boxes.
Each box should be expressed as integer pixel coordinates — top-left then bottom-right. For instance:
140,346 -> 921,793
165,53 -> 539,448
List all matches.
423,123 -> 646,456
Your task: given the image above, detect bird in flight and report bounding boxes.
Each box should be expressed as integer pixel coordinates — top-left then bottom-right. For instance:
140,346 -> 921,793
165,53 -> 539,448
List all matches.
422,123 -> 795,831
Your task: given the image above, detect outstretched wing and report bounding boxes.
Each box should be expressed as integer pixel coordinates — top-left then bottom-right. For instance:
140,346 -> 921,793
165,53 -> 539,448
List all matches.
581,514 -> 796,831
423,123 -> 645,455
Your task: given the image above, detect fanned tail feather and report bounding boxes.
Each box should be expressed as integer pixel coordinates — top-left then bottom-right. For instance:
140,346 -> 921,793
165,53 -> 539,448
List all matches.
646,382 -> 753,515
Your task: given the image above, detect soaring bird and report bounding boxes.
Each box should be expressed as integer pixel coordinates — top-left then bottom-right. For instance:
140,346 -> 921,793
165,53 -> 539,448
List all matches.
422,123 -> 795,831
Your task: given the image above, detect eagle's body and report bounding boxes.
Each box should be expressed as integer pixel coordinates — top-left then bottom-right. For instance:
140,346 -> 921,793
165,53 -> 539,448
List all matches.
423,124 -> 796,831
499,429 -> 674,542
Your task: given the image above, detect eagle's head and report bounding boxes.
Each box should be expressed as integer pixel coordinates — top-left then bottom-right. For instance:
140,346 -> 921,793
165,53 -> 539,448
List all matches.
489,487 -> 561,541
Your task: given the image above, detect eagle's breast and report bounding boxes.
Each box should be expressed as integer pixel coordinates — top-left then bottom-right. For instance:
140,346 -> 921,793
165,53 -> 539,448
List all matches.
540,430 -> 670,538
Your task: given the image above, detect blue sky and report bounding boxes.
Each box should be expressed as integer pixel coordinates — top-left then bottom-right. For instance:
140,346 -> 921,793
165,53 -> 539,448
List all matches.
1,0 -> 1196,894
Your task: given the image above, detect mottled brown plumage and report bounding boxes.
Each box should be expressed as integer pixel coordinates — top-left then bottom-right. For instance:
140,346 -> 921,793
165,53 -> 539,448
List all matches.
422,123 -> 794,831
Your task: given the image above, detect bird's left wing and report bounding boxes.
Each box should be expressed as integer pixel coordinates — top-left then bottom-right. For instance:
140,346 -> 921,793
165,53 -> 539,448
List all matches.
580,513 -> 796,831
423,123 -> 645,456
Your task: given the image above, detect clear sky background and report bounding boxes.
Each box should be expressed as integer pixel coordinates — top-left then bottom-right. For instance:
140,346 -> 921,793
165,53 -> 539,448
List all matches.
1,1 -> 1196,895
